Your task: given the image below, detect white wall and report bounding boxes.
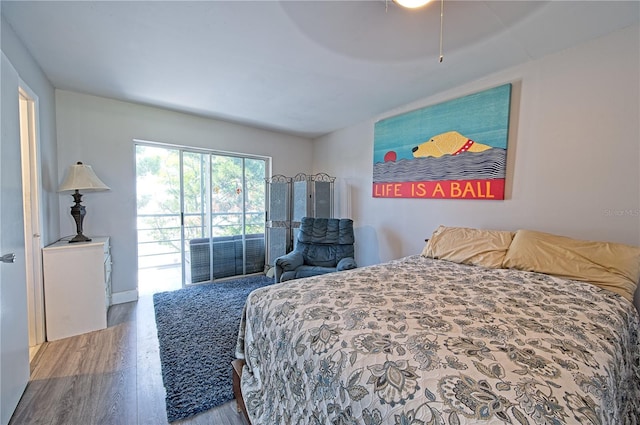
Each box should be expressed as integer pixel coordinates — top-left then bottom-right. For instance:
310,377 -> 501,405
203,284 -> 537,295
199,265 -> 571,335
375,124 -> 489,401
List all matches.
314,25 -> 640,307
1,15 -> 60,245
55,91 -> 313,301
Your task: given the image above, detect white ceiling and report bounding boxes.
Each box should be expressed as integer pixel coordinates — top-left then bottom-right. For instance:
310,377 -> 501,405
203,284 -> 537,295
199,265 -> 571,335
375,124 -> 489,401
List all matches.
2,1 -> 638,138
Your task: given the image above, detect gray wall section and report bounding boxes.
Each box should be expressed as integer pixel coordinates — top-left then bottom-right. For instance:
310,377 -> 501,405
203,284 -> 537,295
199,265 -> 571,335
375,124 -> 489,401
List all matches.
313,25 -> 640,312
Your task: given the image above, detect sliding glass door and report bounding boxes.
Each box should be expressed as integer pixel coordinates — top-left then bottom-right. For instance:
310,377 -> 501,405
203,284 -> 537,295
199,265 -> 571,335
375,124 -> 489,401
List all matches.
136,143 -> 267,292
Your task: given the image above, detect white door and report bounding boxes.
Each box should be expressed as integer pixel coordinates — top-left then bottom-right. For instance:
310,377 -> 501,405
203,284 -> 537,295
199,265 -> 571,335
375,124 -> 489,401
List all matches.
0,53 -> 30,425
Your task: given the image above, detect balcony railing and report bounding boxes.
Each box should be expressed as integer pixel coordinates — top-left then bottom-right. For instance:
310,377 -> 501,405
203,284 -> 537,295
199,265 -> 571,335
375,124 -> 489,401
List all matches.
137,211 -> 264,269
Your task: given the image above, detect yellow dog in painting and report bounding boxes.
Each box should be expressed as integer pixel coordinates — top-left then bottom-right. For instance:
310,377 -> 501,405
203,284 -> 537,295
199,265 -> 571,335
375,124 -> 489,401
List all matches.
412,131 -> 492,158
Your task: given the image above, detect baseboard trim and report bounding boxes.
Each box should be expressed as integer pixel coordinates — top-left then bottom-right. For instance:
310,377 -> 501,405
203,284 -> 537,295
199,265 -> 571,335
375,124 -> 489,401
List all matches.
111,290 -> 138,305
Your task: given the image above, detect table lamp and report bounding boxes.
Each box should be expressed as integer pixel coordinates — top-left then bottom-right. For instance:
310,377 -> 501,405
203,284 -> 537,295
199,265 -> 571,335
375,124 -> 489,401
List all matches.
58,162 -> 110,243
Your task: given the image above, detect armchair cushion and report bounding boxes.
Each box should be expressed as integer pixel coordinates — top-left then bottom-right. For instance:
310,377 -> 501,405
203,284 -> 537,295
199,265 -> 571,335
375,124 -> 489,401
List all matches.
298,218 -> 355,245
336,257 -> 357,271
301,245 -> 338,267
279,270 -> 298,282
275,251 -> 304,271
295,265 -> 337,279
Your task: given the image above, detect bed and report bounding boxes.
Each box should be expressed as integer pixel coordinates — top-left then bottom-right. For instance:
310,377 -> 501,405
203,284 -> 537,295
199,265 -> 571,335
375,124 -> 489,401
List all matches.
235,227 -> 640,424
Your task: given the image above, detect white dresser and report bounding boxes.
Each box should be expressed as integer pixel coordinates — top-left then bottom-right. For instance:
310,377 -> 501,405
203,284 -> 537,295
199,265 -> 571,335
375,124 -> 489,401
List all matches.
42,236 -> 112,341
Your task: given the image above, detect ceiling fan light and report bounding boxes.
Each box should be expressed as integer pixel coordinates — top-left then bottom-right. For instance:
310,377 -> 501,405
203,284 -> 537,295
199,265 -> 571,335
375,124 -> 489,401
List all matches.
394,0 -> 432,9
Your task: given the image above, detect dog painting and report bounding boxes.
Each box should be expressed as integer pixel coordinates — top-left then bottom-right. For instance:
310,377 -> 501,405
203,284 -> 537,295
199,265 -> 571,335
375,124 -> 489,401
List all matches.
373,84 -> 511,199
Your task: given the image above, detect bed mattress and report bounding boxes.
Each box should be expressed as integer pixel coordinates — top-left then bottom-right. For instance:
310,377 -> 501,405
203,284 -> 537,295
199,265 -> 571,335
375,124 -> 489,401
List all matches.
236,255 -> 640,424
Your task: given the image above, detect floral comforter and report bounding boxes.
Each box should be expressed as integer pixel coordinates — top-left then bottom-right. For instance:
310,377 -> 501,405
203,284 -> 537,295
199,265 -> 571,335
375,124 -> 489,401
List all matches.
236,256 -> 640,424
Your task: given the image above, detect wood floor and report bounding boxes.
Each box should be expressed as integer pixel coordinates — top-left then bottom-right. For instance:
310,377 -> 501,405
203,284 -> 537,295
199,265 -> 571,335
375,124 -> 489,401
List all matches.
10,296 -> 249,425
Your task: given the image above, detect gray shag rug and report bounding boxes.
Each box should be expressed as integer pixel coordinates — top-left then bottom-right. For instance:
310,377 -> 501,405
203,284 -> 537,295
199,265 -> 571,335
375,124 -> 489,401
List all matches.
153,275 -> 274,422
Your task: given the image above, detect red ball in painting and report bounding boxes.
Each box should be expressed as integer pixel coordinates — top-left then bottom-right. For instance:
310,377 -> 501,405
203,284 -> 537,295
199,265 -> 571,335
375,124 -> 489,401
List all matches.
384,151 -> 397,162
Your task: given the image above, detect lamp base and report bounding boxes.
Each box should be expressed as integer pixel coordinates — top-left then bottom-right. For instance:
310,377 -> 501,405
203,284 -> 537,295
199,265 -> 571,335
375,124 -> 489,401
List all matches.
68,190 -> 92,243
69,233 -> 92,243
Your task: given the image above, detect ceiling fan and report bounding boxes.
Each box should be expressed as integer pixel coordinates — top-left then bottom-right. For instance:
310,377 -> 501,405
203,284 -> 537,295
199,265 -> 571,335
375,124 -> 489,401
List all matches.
390,0 -> 445,62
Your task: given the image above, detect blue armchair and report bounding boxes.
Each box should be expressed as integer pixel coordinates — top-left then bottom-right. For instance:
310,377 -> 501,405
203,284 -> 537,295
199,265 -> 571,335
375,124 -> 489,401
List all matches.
275,217 -> 357,282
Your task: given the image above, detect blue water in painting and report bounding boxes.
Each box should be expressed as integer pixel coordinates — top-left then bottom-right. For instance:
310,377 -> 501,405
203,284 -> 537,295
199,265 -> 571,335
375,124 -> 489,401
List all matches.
373,149 -> 506,183
373,84 -> 511,163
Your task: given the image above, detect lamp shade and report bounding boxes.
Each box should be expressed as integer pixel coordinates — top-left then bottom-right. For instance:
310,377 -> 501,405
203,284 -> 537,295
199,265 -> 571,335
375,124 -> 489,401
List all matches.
58,162 -> 110,192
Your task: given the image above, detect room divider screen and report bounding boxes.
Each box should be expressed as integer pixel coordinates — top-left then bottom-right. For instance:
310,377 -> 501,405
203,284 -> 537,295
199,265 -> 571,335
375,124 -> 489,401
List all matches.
265,173 -> 335,267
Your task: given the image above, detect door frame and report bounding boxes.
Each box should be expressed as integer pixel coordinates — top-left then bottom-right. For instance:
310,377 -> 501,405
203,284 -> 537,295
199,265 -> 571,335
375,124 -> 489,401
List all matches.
18,83 -> 45,348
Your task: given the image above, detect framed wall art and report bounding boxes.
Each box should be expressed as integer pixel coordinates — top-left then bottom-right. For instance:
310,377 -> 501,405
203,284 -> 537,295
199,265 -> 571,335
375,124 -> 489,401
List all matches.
373,84 -> 511,200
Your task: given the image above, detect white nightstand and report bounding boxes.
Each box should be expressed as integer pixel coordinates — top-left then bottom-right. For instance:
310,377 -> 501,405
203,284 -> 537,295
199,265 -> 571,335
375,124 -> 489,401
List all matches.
42,236 -> 112,341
